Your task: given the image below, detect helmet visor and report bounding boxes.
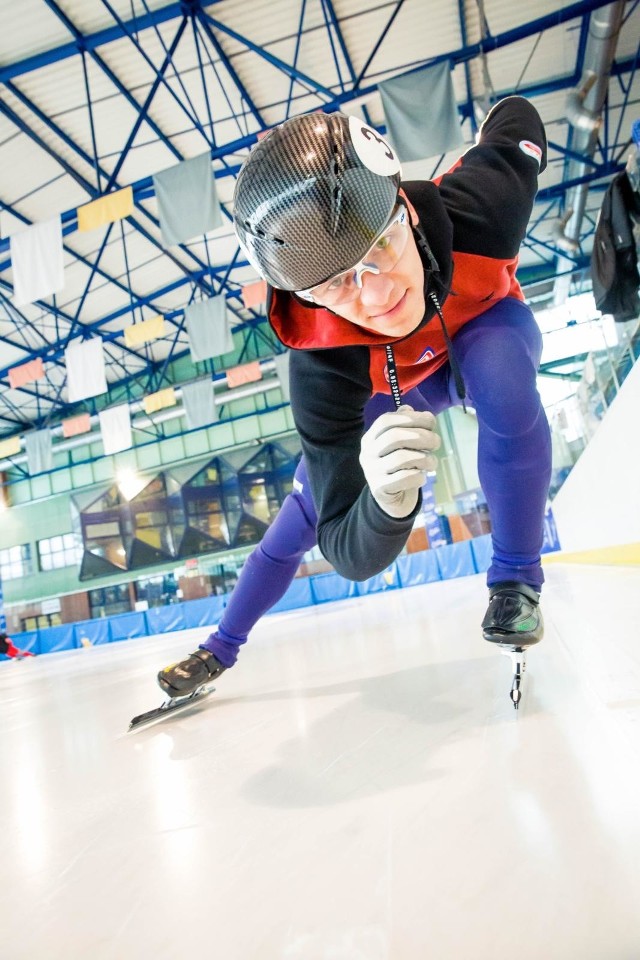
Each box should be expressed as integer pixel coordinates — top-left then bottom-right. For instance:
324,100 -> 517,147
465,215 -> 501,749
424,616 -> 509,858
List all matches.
297,203 -> 410,307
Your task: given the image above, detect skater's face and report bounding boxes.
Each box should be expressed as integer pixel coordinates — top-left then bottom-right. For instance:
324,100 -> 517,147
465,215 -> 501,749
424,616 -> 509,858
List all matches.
296,193 -> 426,338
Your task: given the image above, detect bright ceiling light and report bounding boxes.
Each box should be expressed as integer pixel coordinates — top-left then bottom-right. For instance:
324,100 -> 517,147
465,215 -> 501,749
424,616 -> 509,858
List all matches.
116,467 -> 144,501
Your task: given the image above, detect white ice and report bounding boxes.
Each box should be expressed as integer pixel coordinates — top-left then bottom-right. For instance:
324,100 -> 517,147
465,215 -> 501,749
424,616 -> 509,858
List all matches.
1,564 -> 640,960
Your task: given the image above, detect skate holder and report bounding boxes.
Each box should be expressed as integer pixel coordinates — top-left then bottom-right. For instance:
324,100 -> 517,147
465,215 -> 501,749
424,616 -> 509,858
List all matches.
498,646 -> 527,710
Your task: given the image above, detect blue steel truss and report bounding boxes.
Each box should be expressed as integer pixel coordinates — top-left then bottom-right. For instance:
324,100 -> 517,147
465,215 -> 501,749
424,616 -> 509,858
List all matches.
0,0 -> 638,449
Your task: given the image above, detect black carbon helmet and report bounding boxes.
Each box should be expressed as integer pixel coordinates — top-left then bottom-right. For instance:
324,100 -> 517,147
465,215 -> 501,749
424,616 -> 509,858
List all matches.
233,112 -> 402,291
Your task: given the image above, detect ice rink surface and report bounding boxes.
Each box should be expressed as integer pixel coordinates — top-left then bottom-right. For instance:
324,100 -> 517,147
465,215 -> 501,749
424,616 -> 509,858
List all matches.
2,563 -> 640,960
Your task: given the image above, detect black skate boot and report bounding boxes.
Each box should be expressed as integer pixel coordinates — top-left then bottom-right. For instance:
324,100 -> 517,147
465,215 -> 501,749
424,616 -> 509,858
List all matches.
481,581 -> 543,648
157,648 -> 226,698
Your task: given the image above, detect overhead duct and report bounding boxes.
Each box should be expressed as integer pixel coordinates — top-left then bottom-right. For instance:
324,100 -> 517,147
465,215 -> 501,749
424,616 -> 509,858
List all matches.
551,208 -> 580,253
553,1 -> 626,305
565,71 -> 599,132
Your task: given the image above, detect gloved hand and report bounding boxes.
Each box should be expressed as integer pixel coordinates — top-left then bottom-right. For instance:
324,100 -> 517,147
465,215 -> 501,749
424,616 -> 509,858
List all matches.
359,404 -> 440,518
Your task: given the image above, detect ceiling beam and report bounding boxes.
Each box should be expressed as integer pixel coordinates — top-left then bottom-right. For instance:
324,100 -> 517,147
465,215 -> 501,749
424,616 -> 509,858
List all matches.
0,1 -> 221,83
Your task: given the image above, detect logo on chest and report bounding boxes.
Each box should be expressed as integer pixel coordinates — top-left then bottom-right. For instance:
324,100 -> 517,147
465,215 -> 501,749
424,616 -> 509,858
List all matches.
416,346 -> 435,364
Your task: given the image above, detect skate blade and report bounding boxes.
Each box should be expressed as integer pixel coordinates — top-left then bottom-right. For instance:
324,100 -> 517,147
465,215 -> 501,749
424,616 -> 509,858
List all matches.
128,684 -> 214,732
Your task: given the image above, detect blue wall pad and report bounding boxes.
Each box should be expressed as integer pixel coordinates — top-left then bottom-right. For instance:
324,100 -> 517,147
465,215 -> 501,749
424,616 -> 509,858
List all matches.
19,629 -> 40,654
269,577 -> 314,614
470,534 -> 493,574
108,611 -> 148,642
435,541 -> 475,579
17,538 -> 497,657
145,603 -> 187,635
38,623 -> 77,653
182,595 -> 226,629
357,564 -> 399,595
75,619 -> 110,646
396,550 -> 441,587
310,572 -> 359,604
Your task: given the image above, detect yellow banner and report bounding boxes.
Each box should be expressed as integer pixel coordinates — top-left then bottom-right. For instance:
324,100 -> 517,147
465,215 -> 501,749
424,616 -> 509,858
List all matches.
143,387 -> 176,415
124,314 -> 165,348
77,186 -> 134,232
0,435 -> 21,459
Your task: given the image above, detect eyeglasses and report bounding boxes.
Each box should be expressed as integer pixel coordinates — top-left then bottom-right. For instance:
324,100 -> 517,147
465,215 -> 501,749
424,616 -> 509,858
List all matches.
297,204 -> 411,307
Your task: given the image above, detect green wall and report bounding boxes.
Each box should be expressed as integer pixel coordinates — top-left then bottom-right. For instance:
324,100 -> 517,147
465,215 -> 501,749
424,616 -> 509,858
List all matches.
1,387 -> 484,607
1,394 -> 296,605
433,407 -> 480,508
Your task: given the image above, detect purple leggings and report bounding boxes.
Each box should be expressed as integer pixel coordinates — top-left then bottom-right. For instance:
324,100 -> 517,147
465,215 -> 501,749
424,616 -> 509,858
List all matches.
204,298 -> 551,666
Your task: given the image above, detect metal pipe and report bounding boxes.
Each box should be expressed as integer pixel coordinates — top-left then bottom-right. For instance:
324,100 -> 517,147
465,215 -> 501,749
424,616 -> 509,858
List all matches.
553,1 -> 626,304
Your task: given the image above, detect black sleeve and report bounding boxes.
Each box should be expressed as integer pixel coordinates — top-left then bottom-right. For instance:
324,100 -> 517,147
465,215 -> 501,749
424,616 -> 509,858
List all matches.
289,347 -> 420,581
437,96 -> 547,259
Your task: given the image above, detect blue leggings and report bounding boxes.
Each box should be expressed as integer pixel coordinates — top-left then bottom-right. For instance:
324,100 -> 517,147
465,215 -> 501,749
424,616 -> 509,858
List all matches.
204,298 -> 551,666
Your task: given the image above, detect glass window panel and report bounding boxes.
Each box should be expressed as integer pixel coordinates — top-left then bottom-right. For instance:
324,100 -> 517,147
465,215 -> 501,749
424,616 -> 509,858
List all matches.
186,496 -> 229,543
2,544 -> 33,579
85,521 -> 120,538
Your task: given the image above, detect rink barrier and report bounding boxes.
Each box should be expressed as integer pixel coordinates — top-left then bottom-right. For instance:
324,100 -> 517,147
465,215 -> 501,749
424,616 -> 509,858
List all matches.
269,577 -> 314,613
309,572 -> 359,604
181,594 -> 226,628
396,549 -> 441,586
108,611 -> 148,642
11,538 -> 501,657
469,534 -> 493,574
75,618 -> 110,646
434,540 -> 476,579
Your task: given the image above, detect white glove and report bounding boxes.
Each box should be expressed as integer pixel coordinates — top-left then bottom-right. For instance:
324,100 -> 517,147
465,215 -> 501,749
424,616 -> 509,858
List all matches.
359,405 -> 440,519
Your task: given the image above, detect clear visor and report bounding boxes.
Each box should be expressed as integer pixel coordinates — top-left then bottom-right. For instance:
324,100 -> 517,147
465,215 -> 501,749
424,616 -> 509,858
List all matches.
297,204 -> 410,307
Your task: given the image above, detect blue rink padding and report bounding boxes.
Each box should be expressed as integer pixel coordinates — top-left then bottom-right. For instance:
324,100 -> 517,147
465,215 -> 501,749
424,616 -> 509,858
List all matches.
310,572 -> 359,604
0,629 -> 39,657
144,603 -> 187,635
470,534 -> 493,574
435,541 -> 476,580
182,595 -> 226,629
74,618 -> 110,646
108,611 -> 147,642
17,629 -> 40,654
357,564 -> 399,595
396,550 -> 441,587
269,576 -> 314,614
38,623 -> 77,653
14,538 -> 499,655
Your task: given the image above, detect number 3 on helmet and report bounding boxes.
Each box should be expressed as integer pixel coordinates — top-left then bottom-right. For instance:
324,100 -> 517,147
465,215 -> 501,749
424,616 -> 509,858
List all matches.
233,112 -> 402,292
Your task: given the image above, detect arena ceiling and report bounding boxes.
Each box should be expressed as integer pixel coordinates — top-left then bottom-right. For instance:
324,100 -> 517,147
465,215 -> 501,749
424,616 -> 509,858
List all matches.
0,0 -> 638,444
